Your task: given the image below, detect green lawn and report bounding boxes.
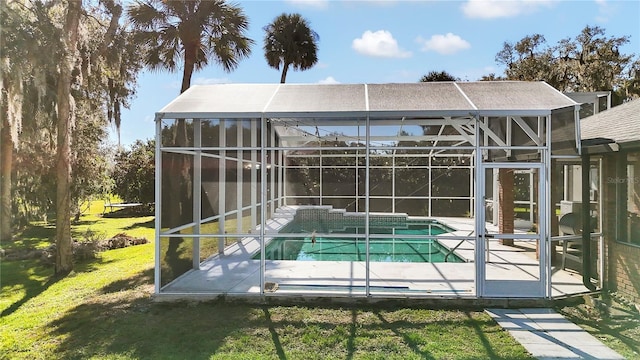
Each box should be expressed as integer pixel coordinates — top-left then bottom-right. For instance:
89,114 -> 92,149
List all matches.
1,202 -> 638,359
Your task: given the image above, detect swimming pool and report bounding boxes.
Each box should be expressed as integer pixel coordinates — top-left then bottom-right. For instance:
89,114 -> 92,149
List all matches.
253,219 -> 464,263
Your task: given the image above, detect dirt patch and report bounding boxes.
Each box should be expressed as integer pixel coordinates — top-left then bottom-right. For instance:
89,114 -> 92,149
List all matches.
103,233 -> 149,249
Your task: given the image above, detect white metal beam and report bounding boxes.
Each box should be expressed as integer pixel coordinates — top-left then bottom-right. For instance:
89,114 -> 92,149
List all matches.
218,120 -> 226,254
193,120 -> 201,269
512,116 -> 543,145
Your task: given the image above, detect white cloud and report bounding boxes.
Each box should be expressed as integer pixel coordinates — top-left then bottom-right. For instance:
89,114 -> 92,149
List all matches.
461,0 -> 555,19
318,76 -> 340,84
594,0 -> 613,23
352,30 -> 412,58
285,0 -> 329,9
417,33 -> 471,55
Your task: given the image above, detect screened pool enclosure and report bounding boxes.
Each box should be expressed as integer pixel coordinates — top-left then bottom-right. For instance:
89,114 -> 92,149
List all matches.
154,82 -> 597,300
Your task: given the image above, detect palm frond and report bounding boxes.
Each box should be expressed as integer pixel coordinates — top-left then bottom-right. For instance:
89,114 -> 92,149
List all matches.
126,0 -> 168,30
262,12 -> 319,76
126,0 -> 253,86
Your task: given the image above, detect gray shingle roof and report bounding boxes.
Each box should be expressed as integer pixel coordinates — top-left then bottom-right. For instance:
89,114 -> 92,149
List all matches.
580,98 -> 640,145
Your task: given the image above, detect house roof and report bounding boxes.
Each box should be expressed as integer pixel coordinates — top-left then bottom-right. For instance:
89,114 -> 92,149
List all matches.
580,98 -> 640,148
156,81 -> 578,119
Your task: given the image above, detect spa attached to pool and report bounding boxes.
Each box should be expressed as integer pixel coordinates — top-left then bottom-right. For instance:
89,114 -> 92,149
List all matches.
153,82 -> 604,301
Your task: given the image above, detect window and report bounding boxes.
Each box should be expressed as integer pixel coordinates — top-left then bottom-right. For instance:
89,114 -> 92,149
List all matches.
620,152 -> 640,245
618,151 -> 640,245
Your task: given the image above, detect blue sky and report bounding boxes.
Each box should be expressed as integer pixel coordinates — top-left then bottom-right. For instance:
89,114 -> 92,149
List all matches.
112,0 -> 640,147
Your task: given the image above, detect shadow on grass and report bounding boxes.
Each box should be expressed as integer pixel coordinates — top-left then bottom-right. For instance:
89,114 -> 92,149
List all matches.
366,307 -> 533,360
48,289 -> 536,359
9,224 -> 56,249
261,307 -> 286,360
73,257 -> 117,273
373,310 -> 436,359
100,267 -> 154,294
124,219 -> 155,231
0,231 -> 551,359
346,308 -> 357,359
49,274 -> 255,360
0,260 -> 58,318
465,310 -> 499,359
555,301 -> 640,355
1,257 -> 116,318
71,219 -> 99,227
102,208 -> 154,219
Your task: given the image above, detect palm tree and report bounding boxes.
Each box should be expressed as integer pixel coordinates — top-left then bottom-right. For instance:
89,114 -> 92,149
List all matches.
127,0 -> 253,94
127,1 -> 253,264
263,13 -> 319,83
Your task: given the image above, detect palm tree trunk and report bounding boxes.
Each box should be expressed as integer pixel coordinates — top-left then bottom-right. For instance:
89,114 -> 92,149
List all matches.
55,0 -> 81,275
165,43 -> 196,272
0,111 -> 12,242
171,43 -> 195,227
280,63 -> 289,83
180,46 -> 196,94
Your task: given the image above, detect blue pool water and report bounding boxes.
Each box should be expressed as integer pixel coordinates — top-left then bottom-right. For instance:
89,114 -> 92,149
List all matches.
254,220 -> 463,263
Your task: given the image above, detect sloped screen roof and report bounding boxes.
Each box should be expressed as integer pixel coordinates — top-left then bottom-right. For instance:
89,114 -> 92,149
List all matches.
267,84 -> 366,117
367,83 -> 474,115
456,82 -> 575,110
157,81 -> 578,119
159,83 -> 280,118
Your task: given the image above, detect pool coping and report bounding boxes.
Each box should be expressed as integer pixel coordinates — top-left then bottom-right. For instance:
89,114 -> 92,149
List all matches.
204,206 -> 480,265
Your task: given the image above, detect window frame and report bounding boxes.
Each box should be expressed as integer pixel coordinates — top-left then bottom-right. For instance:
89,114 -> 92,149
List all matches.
616,150 -> 640,246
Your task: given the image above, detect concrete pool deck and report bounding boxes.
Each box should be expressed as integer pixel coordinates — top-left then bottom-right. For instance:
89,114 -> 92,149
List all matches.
160,206 -> 592,299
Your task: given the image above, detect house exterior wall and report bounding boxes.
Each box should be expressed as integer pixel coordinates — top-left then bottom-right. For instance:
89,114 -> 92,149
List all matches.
602,153 -> 640,305
607,241 -> 640,303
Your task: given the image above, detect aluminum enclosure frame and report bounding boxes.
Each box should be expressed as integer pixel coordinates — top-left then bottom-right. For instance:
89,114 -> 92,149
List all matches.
153,82 -> 583,299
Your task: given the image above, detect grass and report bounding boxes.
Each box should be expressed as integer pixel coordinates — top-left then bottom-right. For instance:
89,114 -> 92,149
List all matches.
1,201 -> 638,359
554,295 -> 640,359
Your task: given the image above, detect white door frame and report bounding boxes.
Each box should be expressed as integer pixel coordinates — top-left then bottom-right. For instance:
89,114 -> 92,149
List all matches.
476,162 -> 547,298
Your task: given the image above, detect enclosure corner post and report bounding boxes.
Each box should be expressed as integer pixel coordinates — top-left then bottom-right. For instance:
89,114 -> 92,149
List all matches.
154,113 -> 163,294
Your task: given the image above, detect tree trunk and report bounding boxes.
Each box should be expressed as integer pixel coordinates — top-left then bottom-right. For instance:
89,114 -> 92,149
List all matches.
0,112 -> 12,242
180,45 -> 196,94
171,44 -> 195,227
55,0 -> 82,275
163,44 -> 195,273
280,63 -> 289,83
498,168 -> 514,246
